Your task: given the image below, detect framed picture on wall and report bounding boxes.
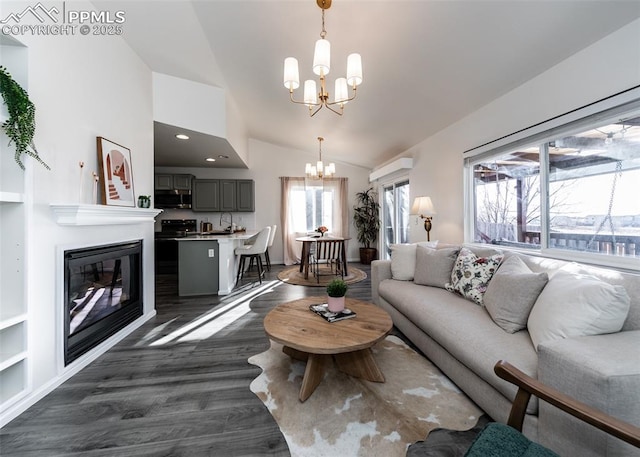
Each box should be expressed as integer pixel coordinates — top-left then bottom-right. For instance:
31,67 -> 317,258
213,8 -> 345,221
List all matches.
97,137 -> 135,207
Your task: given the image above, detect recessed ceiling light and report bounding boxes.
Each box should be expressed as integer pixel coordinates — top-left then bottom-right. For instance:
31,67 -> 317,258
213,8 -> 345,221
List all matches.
218,155 -> 229,159
175,134 -> 189,140
206,158 -> 216,162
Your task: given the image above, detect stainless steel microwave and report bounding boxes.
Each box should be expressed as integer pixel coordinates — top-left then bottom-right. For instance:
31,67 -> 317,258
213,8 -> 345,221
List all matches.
154,189 -> 192,209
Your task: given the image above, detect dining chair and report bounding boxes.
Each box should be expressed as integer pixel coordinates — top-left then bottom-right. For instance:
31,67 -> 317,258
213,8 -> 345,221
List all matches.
311,239 -> 345,283
234,226 -> 271,284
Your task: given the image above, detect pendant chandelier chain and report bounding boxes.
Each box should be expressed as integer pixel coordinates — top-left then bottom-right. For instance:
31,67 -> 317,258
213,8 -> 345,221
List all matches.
320,6 -> 327,39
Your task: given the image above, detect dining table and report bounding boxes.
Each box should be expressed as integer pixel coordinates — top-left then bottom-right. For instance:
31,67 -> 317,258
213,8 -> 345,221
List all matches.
296,235 -> 350,280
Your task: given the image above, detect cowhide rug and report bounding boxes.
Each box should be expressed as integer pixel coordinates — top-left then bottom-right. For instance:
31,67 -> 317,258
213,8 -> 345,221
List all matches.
249,335 -> 483,457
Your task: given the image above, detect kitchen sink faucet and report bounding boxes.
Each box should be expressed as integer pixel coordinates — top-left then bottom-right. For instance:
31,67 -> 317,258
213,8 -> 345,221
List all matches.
220,212 -> 233,232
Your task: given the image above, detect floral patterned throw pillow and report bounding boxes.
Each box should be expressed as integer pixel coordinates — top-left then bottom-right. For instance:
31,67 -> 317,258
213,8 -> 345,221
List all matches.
445,248 -> 504,305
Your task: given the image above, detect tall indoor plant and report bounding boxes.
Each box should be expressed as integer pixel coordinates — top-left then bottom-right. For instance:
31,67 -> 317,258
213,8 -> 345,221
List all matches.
0,66 -> 49,170
353,187 -> 380,264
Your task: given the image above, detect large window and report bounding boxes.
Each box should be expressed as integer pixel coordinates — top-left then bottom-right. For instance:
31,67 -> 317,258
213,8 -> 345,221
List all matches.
467,107 -> 640,267
290,182 -> 335,233
382,180 -> 410,259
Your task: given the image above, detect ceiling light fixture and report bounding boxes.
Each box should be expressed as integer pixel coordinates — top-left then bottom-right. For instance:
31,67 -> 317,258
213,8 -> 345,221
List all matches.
306,137 -> 335,179
206,157 -> 216,162
175,134 -> 189,140
283,0 -> 362,117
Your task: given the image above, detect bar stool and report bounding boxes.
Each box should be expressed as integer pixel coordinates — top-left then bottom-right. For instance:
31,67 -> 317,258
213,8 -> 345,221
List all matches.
234,226 -> 271,284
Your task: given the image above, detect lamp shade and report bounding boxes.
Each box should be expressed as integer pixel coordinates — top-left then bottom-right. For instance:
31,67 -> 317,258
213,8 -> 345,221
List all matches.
313,39 -> 331,76
283,57 -> 300,90
303,80 -> 318,106
411,196 -> 436,215
346,53 -> 363,86
334,77 -> 348,104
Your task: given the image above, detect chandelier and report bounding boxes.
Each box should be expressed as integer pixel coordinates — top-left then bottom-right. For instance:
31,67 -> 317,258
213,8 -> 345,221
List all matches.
283,0 -> 363,117
306,137 -> 335,179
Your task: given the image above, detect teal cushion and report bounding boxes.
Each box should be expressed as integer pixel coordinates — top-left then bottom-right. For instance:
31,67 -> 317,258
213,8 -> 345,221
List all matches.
464,423 -> 560,457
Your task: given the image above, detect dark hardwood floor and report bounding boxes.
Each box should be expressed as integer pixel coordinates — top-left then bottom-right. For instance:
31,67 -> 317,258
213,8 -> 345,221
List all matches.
0,262 -> 377,456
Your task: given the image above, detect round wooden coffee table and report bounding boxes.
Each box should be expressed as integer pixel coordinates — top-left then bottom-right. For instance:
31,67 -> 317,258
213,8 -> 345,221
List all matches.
263,296 -> 393,402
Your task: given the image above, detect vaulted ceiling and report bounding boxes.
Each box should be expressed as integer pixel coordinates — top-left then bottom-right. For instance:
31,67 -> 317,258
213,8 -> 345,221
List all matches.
94,1 -> 640,170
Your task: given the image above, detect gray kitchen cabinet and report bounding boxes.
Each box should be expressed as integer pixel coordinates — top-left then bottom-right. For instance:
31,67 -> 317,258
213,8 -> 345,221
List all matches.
192,179 -> 220,211
178,240 -> 219,296
155,173 -> 193,190
192,178 -> 254,212
154,174 -> 173,190
236,180 -> 255,212
173,174 -> 193,190
220,180 -> 237,212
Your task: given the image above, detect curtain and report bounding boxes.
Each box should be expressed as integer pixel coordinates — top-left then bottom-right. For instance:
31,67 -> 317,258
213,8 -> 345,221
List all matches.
280,176 -> 348,265
280,177 -> 305,265
322,177 -> 349,237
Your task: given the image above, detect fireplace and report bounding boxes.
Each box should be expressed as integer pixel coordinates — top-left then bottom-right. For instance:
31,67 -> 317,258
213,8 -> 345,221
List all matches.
64,240 -> 143,365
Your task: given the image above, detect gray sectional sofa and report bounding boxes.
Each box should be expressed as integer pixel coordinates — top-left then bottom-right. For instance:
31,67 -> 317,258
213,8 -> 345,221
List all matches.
371,244 -> 640,457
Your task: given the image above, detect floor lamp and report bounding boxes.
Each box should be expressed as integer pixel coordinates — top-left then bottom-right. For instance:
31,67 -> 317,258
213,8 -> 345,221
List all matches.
411,196 -> 436,241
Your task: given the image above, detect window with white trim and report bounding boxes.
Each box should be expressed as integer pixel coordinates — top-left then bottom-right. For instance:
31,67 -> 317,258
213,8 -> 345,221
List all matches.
466,98 -> 640,269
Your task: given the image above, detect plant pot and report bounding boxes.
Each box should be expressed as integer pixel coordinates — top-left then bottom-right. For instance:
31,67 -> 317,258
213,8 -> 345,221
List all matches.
327,296 -> 345,313
359,247 -> 377,265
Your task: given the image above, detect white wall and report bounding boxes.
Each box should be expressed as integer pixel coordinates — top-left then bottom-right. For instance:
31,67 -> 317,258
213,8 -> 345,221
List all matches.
153,72 -> 226,138
401,18 -> 640,245
155,138 -> 372,262
1,1 -> 155,422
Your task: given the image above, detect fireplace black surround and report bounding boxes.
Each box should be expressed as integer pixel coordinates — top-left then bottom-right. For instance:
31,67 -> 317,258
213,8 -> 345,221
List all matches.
64,240 -> 143,365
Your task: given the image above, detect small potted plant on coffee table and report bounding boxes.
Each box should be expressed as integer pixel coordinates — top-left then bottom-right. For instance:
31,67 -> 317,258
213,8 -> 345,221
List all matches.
326,278 -> 348,312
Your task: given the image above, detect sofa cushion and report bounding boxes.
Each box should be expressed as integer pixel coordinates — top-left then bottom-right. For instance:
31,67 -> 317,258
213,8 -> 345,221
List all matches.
484,256 -> 549,333
527,268 -> 631,350
446,247 -> 504,305
390,244 -> 417,280
378,279 -> 539,414
390,242 -> 438,281
414,246 -> 460,289
537,331 -> 640,456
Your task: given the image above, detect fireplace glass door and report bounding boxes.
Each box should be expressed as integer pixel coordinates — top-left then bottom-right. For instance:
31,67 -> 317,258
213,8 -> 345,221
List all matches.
64,241 -> 143,365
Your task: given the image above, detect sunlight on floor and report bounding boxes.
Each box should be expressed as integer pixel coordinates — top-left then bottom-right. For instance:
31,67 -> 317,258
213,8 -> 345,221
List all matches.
149,280 -> 282,345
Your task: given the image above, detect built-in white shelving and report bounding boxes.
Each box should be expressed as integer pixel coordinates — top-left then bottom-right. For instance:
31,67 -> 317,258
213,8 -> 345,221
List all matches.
0,36 -> 29,412
0,192 -> 24,203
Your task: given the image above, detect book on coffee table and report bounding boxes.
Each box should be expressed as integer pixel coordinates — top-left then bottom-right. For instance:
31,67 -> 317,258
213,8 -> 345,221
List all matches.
309,303 -> 357,323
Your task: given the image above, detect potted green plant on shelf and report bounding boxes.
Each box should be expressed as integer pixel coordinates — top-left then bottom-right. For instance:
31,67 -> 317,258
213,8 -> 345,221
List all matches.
137,195 -> 151,208
0,66 -> 49,170
353,187 -> 380,264
326,278 -> 348,312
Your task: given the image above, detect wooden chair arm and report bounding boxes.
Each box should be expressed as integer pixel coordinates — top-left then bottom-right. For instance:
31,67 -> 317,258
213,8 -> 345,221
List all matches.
494,360 -> 640,448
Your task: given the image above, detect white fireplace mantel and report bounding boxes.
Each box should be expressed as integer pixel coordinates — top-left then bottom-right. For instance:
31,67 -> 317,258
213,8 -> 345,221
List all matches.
50,204 -> 163,226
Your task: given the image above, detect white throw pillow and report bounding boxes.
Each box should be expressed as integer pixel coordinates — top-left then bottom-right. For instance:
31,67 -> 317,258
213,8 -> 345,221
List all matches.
390,244 -> 416,280
527,269 -> 631,350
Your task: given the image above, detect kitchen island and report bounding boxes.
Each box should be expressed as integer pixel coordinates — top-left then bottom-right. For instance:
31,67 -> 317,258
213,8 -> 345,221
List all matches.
176,231 -> 258,296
